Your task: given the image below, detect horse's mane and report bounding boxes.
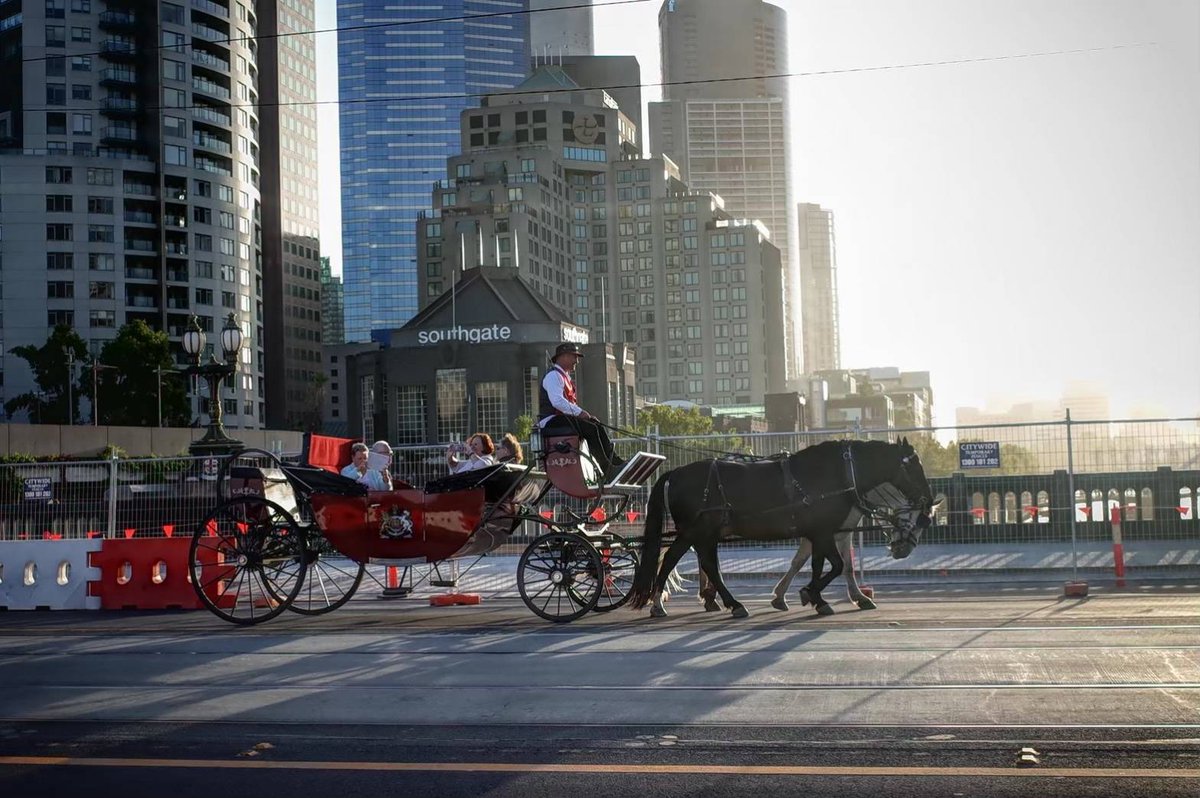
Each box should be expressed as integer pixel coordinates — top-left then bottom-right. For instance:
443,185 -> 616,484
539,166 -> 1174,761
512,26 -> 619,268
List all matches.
791,438 -> 896,465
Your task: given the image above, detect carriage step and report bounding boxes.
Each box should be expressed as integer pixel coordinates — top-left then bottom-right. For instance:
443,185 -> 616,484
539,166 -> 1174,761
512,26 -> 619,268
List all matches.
430,593 -> 480,607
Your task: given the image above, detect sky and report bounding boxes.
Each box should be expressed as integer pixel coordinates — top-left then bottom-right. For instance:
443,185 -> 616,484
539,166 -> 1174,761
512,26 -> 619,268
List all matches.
314,0 -> 1200,424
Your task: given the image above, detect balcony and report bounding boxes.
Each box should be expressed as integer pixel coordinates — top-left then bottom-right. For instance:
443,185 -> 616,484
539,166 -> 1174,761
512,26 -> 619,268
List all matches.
192,77 -> 230,100
191,23 -> 227,43
125,266 -> 156,280
192,106 -> 231,127
193,132 -> 231,155
98,10 -> 136,31
101,97 -> 139,118
123,182 -> 155,197
194,156 -> 232,177
99,68 -> 137,87
191,0 -> 230,19
101,38 -> 137,60
126,294 -> 159,309
165,215 -> 187,229
101,126 -> 138,145
123,210 -> 155,224
192,49 -> 230,71
167,270 -> 189,283
165,242 -> 188,255
124,239 -> 157,253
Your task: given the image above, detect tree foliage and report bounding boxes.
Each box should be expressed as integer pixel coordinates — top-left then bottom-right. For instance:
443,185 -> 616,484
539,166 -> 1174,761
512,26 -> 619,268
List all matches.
96,321 -> 190,427
633,404 -> 714,437
907,435 -> 1041,478
510,413 -> 535,442
4,325 -> 88,424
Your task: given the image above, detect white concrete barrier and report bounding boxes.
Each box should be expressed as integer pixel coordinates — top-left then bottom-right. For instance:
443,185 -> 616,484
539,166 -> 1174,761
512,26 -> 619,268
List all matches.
0,539 -> 102,610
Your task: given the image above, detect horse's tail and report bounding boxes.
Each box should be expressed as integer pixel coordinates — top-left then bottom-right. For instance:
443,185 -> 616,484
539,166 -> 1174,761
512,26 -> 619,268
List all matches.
629,470 -> 670,610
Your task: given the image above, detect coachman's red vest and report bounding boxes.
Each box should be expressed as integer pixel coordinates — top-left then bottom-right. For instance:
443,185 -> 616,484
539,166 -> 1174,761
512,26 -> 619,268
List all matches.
538,364 -> 577,422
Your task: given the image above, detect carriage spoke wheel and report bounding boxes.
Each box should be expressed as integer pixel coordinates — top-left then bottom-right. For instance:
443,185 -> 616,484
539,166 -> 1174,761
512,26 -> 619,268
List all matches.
285,531 -> 366,615
189,496 -> 308,625
518,531 -> 602,623
591,535 -> 639,613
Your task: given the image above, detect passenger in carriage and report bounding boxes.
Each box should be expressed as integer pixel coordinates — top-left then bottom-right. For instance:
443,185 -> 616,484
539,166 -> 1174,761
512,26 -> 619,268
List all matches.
496,433 -> 524,465
340,442 -> 370,481
340,441 -> 393,490
538,342 -> 624,481
447,432 -> 497,474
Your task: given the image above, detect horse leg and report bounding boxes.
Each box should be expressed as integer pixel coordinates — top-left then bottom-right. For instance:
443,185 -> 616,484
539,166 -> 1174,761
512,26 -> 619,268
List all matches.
771,539 -> 811,611
649,537 -> 692,618
692,539 -> 748,619
804,540 -> 843,617
838,531 -> 876,610
697,567 -> 721,612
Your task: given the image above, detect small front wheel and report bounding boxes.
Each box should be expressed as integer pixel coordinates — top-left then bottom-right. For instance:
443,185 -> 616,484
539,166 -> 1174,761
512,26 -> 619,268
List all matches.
518,531 -> 602,622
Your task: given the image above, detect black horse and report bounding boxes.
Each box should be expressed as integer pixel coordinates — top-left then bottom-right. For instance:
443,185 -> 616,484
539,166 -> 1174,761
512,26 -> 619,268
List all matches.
629,438 -> 939,618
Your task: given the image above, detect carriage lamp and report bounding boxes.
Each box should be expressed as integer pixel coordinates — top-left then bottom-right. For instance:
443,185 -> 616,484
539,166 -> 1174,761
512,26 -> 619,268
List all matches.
184,313 -> 245,457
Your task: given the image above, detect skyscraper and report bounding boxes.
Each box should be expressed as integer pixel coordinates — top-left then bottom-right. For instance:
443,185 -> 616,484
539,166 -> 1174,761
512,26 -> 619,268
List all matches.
259,0 -> 323,429
337,1 -> 531,342
0,0 -> 300,427
530,0 -> 592,57
649,0 -> 800,382
797,202 -> 839,374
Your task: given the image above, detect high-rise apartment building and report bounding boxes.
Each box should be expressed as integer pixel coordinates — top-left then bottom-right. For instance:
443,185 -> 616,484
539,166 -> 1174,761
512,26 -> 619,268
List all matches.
259,0 -> 323,428
797,202 -> 839,375
530,0 -> 592,57
337,0 -> 530,342
416,68 -> 788,405
0,0 -> 301,427
649,0 -> 799,382
319,257 -> 344,347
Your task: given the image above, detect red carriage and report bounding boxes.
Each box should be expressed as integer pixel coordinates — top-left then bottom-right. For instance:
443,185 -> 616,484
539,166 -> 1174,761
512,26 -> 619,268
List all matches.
188,433 -> 665,624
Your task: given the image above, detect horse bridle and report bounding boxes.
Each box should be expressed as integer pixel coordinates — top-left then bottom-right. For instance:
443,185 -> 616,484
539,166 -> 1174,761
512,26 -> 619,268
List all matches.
843,443 -> 932,550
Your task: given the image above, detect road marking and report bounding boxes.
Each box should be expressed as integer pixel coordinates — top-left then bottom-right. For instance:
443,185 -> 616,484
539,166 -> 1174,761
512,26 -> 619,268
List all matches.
1,756 -> 1197,778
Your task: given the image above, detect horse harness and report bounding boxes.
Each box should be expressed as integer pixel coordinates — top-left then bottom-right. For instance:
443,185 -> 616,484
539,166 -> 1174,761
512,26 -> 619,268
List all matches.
697,443 -> 923,537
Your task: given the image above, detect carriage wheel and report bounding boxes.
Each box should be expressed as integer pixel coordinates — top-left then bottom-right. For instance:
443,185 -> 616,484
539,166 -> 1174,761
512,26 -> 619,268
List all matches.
592,534 -> 639,613
285,531 -> 366,615
189,496 -> 308,625
517,531 -> 603,623
216,448 -> 285,503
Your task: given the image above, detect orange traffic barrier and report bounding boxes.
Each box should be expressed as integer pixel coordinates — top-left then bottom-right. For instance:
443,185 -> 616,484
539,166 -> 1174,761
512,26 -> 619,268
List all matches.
89,538 -> 232,610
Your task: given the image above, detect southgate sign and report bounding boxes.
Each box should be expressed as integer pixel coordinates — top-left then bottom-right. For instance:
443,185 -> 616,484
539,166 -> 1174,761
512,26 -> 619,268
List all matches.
417,325 -> 512,345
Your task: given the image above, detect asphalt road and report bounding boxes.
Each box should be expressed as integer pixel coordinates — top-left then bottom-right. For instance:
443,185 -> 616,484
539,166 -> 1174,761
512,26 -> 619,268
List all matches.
1,585 -> 1198,797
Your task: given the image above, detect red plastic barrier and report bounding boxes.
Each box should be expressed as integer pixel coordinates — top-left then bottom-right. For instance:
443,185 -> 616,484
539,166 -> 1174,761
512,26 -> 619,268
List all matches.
89,538 -> 233,610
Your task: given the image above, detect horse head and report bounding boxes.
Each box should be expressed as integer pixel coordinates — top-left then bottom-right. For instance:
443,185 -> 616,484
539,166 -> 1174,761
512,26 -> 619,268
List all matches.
884,437 -> 943,559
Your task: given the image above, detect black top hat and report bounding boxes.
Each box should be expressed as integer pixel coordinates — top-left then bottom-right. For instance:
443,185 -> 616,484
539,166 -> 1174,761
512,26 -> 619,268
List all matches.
551,342 -> 584,361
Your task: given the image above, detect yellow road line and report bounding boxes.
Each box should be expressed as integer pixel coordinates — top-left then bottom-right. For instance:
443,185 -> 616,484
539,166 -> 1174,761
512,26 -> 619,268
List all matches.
0,756 -> 1197,778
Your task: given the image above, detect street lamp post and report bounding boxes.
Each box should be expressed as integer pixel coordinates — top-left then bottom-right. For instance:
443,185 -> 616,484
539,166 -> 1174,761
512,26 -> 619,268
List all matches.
183,312 -> 245,457
65,349 -> 74,425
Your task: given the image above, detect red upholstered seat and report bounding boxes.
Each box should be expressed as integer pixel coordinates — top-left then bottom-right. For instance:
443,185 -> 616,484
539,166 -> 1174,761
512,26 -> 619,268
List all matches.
302,433 -> 357,474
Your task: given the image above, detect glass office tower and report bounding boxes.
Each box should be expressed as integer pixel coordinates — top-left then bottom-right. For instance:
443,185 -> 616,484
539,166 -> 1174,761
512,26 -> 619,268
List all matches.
337,1 -> 531,341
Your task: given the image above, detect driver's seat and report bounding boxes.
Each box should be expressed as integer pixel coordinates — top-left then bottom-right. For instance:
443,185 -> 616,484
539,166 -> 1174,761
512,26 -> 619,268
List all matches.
542,433 -> 601,499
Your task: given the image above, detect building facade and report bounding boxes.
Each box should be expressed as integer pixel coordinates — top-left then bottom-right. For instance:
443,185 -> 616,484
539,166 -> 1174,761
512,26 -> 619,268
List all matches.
530,0 -> 592,57
344,266 -> 636,447
649,0 -> 799,383
416,68 -> 789,407
0,0 -> 299,428
797,202 -> 839,375
811,367 -> 934,431
336,0 -> 531,342
319,256 -> 344,347
258,0 -> 323,428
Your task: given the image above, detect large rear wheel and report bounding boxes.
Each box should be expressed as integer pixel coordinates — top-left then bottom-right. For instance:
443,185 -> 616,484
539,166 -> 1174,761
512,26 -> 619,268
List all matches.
518,531 -> 602,623
286,532 -> 366,615
592,534 -> 639,613
189,496 -> 308,625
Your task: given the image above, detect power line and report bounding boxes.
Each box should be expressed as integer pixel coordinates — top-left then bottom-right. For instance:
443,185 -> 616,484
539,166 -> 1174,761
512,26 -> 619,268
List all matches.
18,0 -> 650,65
16,42 -> 1157,116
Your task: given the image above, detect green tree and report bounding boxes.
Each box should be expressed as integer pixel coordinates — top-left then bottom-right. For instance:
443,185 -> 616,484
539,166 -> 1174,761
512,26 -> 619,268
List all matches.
633,404 -> 714,437
906,434 -> 959,478
96,321 -> 190,427
510,413 -> 535,442
4,325 -> 88,424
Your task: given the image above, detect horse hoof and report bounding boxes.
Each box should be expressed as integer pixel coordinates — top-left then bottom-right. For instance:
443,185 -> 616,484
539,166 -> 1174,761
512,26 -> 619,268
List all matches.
650,605 -> 668,618
703,599 -> 721,612
799,587 -> 813,607
815,603 -> 835,617
770,597 -> 789,611
855,596 -> 878,611
731,605 -> 750,619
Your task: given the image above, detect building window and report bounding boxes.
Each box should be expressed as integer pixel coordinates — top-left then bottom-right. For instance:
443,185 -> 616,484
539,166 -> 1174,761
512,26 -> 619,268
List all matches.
360,374 -> 376,441
47,281 -> 74,298
435,368 -> 467,442
46,223 -> 73,241
474,381 -> 507,438
90,309 -> 116,328
48,310 -> 74,327
46,252 -> 74,270
394,385 -> 427,446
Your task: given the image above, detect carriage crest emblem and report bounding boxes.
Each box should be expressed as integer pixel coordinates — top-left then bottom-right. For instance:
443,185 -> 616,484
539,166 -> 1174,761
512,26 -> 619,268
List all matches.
380,509 -> 414,540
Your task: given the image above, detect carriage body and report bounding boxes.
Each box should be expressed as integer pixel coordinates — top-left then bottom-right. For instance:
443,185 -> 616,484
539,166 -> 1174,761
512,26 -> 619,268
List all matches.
190,433 -> 662,625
